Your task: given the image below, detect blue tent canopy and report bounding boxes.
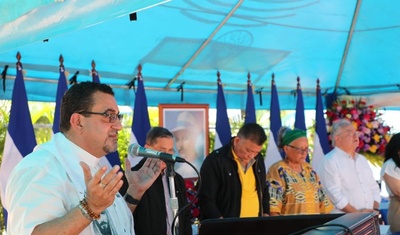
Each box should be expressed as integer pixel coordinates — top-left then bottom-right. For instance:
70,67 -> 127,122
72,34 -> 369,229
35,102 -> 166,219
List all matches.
1,0 -> 399,110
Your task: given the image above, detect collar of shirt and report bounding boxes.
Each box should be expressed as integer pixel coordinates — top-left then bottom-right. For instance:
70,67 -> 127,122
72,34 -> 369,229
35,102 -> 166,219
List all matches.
335,147 -> 359,160
231,147 -> 256,173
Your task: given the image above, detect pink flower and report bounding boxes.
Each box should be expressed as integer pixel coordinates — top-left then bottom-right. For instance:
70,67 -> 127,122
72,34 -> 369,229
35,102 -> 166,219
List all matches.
372,121 -> 379,129
362,126 -> 371,135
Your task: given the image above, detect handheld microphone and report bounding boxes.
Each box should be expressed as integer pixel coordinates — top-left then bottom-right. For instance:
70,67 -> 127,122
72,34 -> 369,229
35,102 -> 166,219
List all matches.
128,143 -> 186,163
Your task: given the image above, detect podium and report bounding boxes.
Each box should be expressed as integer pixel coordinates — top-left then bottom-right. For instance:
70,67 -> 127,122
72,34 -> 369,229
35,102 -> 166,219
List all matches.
198,212 -> 379,235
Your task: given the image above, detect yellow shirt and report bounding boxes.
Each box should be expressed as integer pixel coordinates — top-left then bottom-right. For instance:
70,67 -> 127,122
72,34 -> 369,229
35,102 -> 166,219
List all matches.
232,150 -> 259,217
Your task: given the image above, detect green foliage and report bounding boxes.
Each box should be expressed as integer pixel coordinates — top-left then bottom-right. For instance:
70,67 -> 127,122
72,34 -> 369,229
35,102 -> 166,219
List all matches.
117,127 -> 132,170
0,100 -> 10,158
362,151 -> 384,167
0,100 -> 10,231
208,131 -> 215,154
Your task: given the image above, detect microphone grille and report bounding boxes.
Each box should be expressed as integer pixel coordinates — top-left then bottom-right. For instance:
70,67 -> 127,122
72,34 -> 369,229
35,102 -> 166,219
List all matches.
128,143 -> 140,156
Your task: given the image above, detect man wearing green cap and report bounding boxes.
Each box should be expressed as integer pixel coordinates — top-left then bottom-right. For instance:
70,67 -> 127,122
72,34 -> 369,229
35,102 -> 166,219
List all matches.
267,127 -> 333,215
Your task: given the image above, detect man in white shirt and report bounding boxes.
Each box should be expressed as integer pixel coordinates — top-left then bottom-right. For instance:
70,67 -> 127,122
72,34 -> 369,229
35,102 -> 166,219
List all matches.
320,119 -> 381,213
5,82 -> 162,234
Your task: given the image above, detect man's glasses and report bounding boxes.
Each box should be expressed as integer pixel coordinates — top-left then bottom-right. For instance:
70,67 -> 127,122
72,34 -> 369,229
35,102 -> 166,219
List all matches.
287,145 -> 310,155
338,130 -> 360,138
78,111 -> 123,123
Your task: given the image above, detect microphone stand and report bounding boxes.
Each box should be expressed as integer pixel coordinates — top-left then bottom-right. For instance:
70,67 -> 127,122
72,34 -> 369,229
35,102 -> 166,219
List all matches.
166,163 -> 179,235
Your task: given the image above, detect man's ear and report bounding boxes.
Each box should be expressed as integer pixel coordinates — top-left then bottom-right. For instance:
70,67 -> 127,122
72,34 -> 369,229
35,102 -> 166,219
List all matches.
70,113 -> 83,129
333,134 -> 340,143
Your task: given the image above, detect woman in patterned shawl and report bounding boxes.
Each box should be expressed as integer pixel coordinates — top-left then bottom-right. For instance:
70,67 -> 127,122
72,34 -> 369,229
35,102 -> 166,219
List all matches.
266,127 -> 333,215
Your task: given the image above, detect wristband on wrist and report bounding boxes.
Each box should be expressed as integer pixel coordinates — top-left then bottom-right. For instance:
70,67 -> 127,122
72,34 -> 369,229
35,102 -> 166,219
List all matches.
78,203 -> 93,221
125,194 -> 141,205
80,198 -> 101,220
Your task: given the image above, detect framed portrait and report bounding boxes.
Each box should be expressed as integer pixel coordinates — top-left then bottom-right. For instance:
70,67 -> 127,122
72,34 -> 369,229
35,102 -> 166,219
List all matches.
159,104 -> 209,178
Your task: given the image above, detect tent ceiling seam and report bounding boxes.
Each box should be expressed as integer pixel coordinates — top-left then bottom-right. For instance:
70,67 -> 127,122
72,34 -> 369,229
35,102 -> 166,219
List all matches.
164,0 -> 243,90
334,0 -> 362,93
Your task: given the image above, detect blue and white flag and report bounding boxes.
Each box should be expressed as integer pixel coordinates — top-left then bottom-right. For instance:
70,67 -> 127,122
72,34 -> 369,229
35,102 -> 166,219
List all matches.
0,60 -> 37,221
265,77 -> 283,171
91,65 -> 100,84
245,76 -> 256,124
294,78 -> 306,131
91,66 -> 122,169
294,77 -> 309,162
52,63 -> 68,134
312,79 -> 330,175
130,73 -> 151,166
214,76 -> 231,149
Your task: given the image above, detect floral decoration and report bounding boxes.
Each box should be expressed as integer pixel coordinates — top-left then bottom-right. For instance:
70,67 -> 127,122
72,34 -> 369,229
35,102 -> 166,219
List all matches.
184,178 -> 200,222
325,98 -> 391,160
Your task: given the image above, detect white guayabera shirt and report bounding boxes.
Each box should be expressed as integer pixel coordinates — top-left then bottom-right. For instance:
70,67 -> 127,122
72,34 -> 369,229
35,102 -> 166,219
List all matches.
5,133 -> 135,235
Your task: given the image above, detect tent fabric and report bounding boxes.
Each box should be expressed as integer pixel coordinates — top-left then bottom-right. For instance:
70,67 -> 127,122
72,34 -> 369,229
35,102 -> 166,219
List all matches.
1,1 -> 400,110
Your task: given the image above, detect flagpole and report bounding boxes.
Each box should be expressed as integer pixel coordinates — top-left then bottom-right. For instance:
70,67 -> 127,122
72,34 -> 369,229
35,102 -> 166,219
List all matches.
312,79 -> 330,174
129,64 -> 151,166
245,72 -> 256,124
52,55 -> 68,134
294,77 -> 309,162
265,73 -> 283,170
214,71 -> 231,149
0,52 -> 37,226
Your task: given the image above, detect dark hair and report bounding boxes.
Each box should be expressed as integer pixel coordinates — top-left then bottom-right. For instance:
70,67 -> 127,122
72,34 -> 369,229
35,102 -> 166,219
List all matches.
146,127 -> 174,145
237,123 -> 267,146
384,133 -> 400,168
277,126 -> 290,149
59,82 -> 114,133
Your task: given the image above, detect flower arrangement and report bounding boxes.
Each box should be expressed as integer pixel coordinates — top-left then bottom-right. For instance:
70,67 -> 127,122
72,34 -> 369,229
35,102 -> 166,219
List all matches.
184,178 -> 200,222
325,98 -> 391,164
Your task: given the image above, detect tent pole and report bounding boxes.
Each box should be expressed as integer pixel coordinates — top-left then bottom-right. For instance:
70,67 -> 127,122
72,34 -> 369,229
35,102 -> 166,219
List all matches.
334,0 -> 362,93
164,0 -> 244,90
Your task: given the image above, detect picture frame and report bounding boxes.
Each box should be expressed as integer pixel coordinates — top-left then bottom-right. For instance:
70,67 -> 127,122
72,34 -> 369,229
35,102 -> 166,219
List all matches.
159,104 -> 209,178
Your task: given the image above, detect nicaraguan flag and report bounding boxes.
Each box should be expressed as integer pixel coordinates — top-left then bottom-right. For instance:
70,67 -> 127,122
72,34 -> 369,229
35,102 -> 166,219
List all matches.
245,78 -> 256,124
294,78 -> 309,162
294,78 -> 306,131
91,68 -> 122,169
312,80 -> 330,175
130,75 -> 151,166
91,67 -> 100,83
0,61 -> 37,223
52,63 -> 68,134
214,77 -> 231,149
265,77 -> 283,171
